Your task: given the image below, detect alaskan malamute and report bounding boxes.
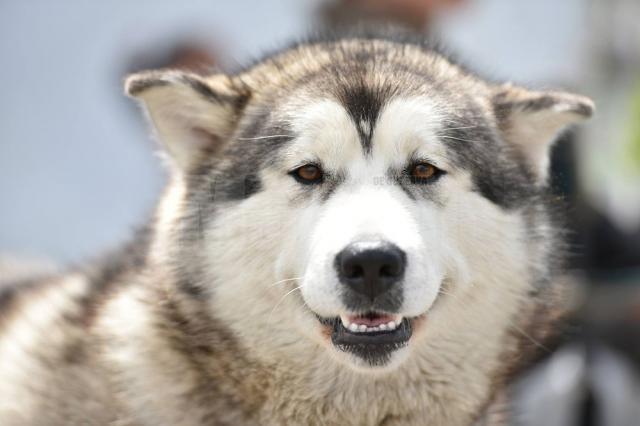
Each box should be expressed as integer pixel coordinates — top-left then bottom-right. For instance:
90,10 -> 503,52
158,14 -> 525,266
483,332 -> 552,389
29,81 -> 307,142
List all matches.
0,34 -> 593,425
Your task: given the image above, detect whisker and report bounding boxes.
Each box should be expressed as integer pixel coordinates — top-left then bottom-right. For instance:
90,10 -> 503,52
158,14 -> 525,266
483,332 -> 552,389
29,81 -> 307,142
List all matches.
439,135 -> 478,144
439,125 -> 481,131
510,323 -> 551,353
237,135 -> 290,141
267,285 -> 304,324
437,286 -> 456,296
267,277 -> 303,288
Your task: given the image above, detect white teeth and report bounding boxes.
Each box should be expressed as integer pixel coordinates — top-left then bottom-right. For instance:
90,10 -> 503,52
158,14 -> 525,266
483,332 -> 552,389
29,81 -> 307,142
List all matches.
340,315 -> 351,328
339,316 -> 405,333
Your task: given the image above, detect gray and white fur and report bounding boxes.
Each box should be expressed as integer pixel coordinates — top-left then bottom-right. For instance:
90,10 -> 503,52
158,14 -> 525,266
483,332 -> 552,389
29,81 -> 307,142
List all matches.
0,34 -> 594,425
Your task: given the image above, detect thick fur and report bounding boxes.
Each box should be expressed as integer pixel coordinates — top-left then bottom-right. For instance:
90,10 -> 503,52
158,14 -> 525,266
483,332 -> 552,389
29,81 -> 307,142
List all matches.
0,35 -> 593,425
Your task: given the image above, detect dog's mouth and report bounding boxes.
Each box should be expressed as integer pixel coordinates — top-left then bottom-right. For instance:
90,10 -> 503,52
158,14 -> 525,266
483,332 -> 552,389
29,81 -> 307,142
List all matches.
317,312 -> 415,365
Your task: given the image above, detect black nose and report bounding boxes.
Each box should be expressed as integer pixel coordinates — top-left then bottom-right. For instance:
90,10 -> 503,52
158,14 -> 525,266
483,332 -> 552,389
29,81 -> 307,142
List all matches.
335,241 -> 406,301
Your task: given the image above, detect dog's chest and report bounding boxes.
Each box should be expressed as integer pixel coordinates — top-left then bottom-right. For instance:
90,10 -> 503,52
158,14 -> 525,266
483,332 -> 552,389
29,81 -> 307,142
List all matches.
255,372 -> 482,426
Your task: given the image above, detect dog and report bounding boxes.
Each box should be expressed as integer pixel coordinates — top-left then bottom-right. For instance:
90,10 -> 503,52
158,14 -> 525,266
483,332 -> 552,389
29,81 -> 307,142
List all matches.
0,34 -> 594,425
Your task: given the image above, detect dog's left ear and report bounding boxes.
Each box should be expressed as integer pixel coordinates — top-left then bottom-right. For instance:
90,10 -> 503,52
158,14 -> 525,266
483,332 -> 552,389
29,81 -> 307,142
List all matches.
125,70 -> 249,170
492,84 -> 594,183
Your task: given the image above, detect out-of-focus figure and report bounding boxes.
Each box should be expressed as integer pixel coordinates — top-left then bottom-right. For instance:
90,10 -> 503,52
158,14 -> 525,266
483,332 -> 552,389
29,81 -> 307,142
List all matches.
321,0 -> 466,31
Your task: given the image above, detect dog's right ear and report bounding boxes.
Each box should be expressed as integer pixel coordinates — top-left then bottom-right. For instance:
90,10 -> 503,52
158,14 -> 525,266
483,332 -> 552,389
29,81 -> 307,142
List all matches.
492,84 -> 594,183
125,71 -> 249,170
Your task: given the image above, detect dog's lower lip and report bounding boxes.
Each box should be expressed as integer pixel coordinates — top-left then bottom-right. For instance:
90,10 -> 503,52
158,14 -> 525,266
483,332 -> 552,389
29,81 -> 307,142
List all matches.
317,313 -> 414,347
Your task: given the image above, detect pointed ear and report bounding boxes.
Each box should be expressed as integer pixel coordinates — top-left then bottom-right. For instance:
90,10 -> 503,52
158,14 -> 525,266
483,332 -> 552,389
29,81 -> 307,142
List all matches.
492,84 -> 594,183
125,70 -> 249,170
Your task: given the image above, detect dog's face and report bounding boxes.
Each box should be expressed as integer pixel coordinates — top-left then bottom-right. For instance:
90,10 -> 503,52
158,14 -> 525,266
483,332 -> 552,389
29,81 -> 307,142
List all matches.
128,40 -> 593,371
272,96 -> 458,369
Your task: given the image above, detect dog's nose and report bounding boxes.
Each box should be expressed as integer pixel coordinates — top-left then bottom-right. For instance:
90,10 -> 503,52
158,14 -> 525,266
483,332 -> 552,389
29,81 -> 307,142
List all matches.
336,241 -> 406,301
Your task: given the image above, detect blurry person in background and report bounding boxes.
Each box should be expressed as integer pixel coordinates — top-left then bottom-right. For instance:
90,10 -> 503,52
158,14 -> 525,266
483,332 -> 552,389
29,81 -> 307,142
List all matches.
321,0 -> 466,31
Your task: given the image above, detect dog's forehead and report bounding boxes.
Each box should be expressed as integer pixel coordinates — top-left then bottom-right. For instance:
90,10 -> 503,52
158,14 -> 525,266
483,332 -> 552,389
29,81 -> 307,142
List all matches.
283,92 -> 449,168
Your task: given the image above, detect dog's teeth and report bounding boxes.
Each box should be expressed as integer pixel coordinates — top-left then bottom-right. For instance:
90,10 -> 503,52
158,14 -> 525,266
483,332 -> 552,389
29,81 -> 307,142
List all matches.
340,315 -> 351,328
342,316 -> 404,333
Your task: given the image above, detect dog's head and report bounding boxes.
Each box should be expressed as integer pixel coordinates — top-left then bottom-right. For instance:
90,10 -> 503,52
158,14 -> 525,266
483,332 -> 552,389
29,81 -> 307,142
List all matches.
128,39 -> 593,371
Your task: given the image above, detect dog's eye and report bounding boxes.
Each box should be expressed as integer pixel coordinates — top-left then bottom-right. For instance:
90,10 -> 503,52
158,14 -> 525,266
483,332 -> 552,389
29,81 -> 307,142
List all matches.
409,162 -> 441,183
291,164 -> 324,184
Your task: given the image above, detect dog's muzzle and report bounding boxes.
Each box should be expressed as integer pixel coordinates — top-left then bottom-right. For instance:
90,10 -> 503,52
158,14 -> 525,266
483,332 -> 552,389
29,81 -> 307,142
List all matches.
310,241 -> 413,366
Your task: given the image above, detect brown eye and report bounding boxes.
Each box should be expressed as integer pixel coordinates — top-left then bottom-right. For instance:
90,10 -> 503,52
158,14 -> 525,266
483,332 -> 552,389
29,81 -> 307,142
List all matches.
409,162 -> 440,183
292,164 -> 323,184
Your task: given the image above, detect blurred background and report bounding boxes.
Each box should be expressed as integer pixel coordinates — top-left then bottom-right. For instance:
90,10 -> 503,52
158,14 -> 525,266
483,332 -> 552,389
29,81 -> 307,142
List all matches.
1,1 -> 639,424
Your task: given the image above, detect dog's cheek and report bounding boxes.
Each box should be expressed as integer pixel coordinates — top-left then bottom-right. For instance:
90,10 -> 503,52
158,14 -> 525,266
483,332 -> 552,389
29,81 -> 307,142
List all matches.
442,188 -> 529,289
274,199 -> 320,278
399,207 -> 448,316
430,209 -> 472,294
207,190 -> 294,282
295,202 -> 351,316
